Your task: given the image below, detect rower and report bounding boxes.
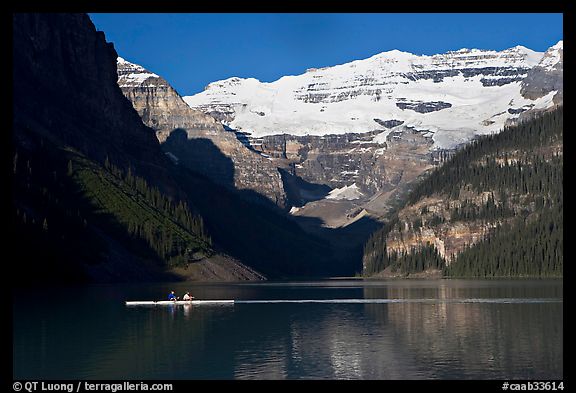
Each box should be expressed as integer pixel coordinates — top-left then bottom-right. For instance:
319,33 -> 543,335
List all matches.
168,291 -> 178,301
182,292 -> 194,301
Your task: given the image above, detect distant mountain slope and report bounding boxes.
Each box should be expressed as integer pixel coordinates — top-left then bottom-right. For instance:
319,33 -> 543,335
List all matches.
114,58 -> 444,232
117,39 -> 563,277
184,43 -> 562,150
363,107 -> 563,278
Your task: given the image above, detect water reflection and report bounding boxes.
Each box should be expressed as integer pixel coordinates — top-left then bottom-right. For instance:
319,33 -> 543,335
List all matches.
363,281 -> 563,379
234,345 -> 288,379
182,304 -> 192,318
13,280 -> 562,380
230,305 -> 425,379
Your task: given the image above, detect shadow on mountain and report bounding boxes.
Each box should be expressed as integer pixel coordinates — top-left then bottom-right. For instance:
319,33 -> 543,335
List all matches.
160,128 -> 388,276
163,129 -> 285,212
163,129 -> 235,188
161,129 -> 384,277
290,213 -> 382,276
278,168 -> 332,207
172,165 -> 336,278
161,130 -> 339,277
222,124 -> 258,152
11,130 -> 184,286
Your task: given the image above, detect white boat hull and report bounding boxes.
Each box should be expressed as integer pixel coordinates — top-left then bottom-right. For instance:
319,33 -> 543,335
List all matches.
125,300 -> 234,306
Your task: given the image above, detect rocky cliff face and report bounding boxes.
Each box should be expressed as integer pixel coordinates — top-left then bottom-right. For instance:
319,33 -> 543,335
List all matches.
383,195 -> 500,263
257,126 -> 435,193
116,58 -> 287,208
244,126 -> 435,222
521,41 -> 563,103
117,57 -> 222,143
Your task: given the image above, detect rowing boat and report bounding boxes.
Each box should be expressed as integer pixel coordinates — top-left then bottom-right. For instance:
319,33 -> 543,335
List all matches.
125,300 -> 234,306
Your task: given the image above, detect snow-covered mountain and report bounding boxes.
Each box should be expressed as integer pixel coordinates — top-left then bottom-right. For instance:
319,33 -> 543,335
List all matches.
184,42 -> 562,149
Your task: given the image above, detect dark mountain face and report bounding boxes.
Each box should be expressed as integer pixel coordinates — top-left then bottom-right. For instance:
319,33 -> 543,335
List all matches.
11,13 -> 214,282
12,13 -> 175,194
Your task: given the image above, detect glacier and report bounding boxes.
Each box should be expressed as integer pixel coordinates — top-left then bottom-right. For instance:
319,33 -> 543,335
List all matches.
183,42 -> 562,149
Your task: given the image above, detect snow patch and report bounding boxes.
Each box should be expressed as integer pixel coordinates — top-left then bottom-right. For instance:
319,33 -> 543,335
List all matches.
325,184 -> 364,200
116,56 -> 160,86
289,206 -> 301,215
372,130 -> 393,144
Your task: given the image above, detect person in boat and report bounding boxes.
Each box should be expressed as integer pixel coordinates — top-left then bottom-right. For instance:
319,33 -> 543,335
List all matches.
182,292 -> 194,301
168,291 -> 178,301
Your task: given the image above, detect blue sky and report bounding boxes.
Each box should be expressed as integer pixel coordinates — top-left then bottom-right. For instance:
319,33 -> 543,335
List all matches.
89,13 -> 563,97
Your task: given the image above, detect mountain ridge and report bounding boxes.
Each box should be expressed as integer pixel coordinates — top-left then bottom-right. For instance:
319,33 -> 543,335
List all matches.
183,41 -> 562,150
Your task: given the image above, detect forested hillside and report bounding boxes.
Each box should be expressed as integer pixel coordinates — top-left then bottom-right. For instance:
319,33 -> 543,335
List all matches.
363,107 -> 563,277
12,130 -> 214,282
